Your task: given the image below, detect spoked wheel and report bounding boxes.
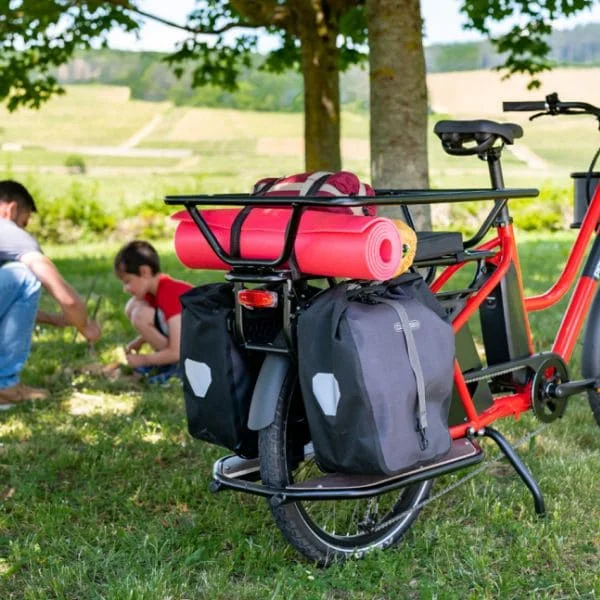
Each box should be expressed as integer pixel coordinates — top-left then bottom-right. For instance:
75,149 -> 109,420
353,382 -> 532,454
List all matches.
259,370 -> 432,566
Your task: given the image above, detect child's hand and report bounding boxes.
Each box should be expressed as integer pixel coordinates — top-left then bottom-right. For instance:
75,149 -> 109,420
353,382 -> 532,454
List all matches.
125,353 -> 147,368
125,337 -> 144,354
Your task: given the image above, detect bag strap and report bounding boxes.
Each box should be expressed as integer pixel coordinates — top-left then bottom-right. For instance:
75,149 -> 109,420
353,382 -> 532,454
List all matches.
304,172 -> 333,196
230,206 -> 251,258
231,178 -> 282,258
374,297 -> 429,451
284,172 -> 332,278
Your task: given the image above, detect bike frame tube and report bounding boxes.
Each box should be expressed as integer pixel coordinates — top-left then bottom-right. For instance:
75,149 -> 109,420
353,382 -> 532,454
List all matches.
451,225 -> 515,333
430,237 -> 501,294
447,187 -> 600,440
525,184 -> 600,311
552,275 -> 596,361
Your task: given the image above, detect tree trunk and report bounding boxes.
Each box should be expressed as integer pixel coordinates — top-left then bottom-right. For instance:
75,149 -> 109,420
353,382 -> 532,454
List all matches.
297,9 -> 342,171
231,0 -> 345,172
367,0 -> 431,228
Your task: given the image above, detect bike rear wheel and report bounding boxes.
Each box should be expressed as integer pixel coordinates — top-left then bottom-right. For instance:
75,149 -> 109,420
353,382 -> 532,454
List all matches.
258,369 -> 432,566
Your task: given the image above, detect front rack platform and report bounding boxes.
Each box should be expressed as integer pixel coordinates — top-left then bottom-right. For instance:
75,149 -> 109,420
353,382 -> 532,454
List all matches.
211,437 -> 483,503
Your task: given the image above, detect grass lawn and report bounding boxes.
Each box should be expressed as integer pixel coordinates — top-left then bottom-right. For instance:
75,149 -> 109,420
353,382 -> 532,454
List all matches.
1,230 -> 599,599
0,86 -> 168,147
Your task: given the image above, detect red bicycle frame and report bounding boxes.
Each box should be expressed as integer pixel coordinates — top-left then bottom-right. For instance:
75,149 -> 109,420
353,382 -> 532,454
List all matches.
432,185 -> 600,439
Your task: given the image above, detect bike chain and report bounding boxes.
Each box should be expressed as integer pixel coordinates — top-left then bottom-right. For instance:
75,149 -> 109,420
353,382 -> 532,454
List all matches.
464,364 -> 528,384
369,422 -> 549,533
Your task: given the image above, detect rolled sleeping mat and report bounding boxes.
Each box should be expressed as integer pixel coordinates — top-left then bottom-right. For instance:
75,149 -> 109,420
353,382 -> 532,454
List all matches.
172,208 -> 403,281
391,219 -> 417,276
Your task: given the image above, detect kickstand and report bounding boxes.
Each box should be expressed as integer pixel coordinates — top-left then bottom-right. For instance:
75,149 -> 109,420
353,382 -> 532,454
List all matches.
482,426 -> 546,517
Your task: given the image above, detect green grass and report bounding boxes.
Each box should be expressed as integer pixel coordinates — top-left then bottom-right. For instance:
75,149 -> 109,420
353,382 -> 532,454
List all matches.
0,148 -> 182,170
1,233 -> 599,598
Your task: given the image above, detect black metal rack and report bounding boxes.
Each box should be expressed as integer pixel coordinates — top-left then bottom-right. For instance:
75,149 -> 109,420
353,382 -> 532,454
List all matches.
165,187 -> 538,270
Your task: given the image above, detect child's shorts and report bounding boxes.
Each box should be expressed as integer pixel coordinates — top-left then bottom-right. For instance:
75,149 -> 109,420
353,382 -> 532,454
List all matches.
134,363 -> 180,385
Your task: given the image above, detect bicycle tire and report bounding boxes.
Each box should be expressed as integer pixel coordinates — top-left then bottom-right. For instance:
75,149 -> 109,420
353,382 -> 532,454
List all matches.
258,368 -> 432,566
587,390 -> 600,427
581,290 -> 600,428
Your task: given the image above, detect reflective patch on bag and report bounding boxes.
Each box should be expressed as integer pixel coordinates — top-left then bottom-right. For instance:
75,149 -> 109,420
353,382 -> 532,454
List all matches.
312,373 -> 341,416
393,318 -> 420,332
184,359 -> 212,398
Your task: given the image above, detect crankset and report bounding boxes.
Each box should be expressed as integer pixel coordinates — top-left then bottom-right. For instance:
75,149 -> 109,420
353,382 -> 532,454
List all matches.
531,356 -> 569,422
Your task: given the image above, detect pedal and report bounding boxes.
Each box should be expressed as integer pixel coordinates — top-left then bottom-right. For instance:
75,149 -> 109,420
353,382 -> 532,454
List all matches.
549,377 -> 600,398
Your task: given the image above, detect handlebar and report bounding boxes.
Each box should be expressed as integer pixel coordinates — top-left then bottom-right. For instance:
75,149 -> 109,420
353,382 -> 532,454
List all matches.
503,92 -> 600,121
503,101 -> 547,112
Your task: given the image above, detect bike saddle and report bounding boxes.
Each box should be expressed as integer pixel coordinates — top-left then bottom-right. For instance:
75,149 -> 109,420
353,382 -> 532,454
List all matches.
434,120 -> 523,156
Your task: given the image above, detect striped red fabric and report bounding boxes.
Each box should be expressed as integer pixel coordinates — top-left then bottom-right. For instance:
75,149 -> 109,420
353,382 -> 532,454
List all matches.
253,171 -> 376,216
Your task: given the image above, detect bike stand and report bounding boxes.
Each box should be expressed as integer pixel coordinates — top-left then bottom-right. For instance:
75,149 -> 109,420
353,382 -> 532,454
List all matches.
482,427 -> 546,517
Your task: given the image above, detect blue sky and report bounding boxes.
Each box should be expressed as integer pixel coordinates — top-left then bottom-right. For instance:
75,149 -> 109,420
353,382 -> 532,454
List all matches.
107,0 -> 600,52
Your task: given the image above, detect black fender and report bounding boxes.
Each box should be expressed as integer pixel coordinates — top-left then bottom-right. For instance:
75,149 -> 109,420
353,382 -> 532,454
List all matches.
582,288 -> 600,378
247,354 -> 293,431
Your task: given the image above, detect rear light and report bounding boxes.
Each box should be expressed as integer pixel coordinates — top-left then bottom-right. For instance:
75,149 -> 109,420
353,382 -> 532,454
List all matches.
237,289 -> 279,309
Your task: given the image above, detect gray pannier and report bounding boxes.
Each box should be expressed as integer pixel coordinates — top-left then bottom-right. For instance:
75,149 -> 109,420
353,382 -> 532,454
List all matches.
296,273 -> 455,475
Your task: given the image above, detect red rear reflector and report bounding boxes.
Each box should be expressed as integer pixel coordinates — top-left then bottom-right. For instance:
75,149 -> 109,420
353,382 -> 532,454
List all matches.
237,289 -> 278,309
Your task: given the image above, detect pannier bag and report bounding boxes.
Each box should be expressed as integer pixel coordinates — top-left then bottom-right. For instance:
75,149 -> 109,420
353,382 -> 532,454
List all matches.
180,282 -> 279,458
297,273 -> 455,475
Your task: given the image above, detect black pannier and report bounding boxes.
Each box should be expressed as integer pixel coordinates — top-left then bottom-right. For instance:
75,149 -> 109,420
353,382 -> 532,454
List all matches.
180,282 -> 281,458
297,272 -> 455,475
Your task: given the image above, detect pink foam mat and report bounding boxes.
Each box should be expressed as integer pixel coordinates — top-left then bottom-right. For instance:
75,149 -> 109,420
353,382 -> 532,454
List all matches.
172,208 -> 403,280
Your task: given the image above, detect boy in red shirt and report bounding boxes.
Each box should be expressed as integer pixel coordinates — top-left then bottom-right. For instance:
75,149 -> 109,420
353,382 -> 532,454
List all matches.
114,240 -> 193,384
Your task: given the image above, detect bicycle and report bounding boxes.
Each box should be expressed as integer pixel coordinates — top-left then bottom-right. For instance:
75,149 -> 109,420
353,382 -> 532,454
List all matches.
165,92 -> 600,566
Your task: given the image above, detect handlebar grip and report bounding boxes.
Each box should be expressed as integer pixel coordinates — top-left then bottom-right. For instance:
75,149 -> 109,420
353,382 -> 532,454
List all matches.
503,101 -> 547,112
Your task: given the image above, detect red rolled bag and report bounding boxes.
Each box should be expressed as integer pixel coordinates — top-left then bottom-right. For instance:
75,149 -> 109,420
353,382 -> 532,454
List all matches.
172,208 -> 403,280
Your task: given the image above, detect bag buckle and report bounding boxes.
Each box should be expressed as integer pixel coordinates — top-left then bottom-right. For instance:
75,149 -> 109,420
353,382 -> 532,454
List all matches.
416,419 -> 429,451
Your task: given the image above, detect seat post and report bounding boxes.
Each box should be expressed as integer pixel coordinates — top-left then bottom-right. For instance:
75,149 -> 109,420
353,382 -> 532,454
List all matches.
486,147 -> 505,190
485,147 -> 510,224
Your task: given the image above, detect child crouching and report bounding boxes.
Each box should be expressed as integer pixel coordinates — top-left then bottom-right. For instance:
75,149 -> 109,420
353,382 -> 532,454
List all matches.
114,240 -> 193,384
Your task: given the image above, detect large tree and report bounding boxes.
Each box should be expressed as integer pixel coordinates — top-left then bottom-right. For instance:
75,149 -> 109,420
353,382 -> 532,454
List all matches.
367,0 -> 430,225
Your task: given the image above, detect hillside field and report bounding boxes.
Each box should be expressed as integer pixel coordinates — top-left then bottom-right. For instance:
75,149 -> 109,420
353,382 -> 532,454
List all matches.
0,68 -> 598,209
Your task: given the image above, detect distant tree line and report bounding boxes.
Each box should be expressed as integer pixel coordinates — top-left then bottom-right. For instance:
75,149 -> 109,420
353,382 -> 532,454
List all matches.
426,23 -> 600,72
57,22 -> 600,113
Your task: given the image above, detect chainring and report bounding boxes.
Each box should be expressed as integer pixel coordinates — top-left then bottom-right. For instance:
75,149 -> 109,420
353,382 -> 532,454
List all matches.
531,356 -> 569,423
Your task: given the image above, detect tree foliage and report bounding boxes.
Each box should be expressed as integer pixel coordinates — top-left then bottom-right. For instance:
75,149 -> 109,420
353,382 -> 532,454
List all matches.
0,1 -> 597,108
461,0 -> 596,87
0,0 -> 597,176
0,0 -> 138,111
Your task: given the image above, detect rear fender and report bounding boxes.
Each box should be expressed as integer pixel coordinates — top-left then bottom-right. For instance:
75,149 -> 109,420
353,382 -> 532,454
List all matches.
247,354 -> 293,431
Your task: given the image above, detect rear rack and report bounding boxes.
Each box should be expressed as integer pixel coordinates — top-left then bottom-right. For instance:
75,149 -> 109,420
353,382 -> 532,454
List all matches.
165,187 -> 538,270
